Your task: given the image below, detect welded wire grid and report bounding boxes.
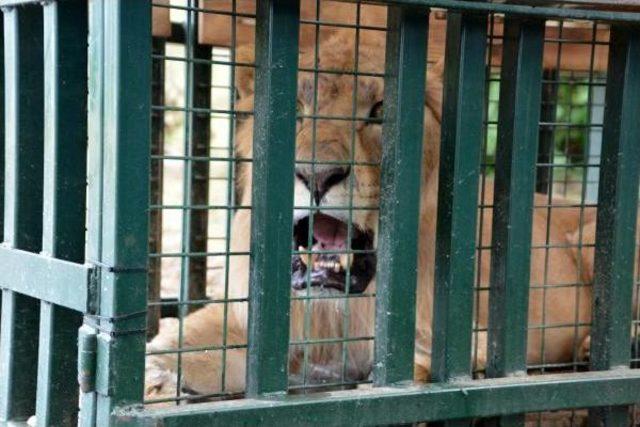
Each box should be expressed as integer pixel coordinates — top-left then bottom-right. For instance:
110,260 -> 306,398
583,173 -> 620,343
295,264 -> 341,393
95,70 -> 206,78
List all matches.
146,0 -> 253,405
478,15 -> 640,426
288,0 -> 384,392
474,15 -> 604,376
145,0 -> 640,418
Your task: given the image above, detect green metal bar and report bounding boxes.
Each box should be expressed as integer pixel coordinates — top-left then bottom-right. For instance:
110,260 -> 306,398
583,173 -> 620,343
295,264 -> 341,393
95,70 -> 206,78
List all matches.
0,19 -> 3,246
487,17 -> 544,377
0,6 -> 43,422
0,17 -> 4,329
187,19 -> 212,310
2,8 -> 43,251
6,0 -> 640,21
486,17 -> 544,427
0,291 -> 39,422
374,5 -> 428,386
86,0 -> 151,424
115,370 -> 640,426
246,0 -> 300,397
36,303 -> 82,425
35,1 -> 88,425
535,69 -> 558,195
587,25 -> 640,427
148,38 -> 165,340
0,247 -> 92,311
80,0 -> 105,422
431,11 -> 487,384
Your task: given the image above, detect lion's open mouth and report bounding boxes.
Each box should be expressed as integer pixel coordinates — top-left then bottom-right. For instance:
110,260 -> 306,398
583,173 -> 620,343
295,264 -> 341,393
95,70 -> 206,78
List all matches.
291,213 -> 376,293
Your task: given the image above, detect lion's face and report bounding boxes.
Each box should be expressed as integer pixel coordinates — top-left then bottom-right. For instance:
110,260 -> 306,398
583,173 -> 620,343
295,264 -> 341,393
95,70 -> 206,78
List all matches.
235,31 -> 441,298
290,70 -> 383,295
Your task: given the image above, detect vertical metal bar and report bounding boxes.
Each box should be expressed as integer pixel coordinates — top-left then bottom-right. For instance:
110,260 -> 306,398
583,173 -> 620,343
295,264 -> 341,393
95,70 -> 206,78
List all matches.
431,11 -> 487,383
535,69 -> 558,195
86,0 -> 151,423
246,0 -> 300,397
0,6 -> 43,422
486,17 -> 545,427
588,25 -> 640,427
373,5 -> 428,386
148,38 -> 165,339
0,17 -> 3,330
35,1 -> 87,425
79,0 -> 104,422
188,18 -> 212,310
0,18 -> 3,246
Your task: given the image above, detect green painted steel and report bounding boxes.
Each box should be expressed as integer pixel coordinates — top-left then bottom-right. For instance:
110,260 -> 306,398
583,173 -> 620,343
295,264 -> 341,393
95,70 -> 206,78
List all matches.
374,5 -> 428,386
0,19 -> 3,246
0,5 -> 43,422
35,1 -> 88,425
487,16 -> 544,379
246,0 -> 300,397
116,370 -> 640,426
0,0 -> 637,425
2,0 -> 640,21
36,302 -> 82,425
431,11 -> 486,383
0,247 -> 92,311
0,292 -> 40,422
85,0 -> 151,424
486,17 -> 545,427
80,0 -> 106,421
78,325 -> 98,426
1,6 -> 43,251
587,24 -> 640,427
187,14 -> 213,309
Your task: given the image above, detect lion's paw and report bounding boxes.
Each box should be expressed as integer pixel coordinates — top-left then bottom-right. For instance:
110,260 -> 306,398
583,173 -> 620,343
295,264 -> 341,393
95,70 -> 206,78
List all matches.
144,357 -> 179,402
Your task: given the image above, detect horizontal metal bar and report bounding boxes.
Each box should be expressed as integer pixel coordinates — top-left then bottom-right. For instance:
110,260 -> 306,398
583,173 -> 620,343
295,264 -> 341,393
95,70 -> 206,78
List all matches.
362,0 -> 640,22
0,0 -> 40,7
4,0 -> 640,21
0,246 -> 92,312
116,370 -> 640,426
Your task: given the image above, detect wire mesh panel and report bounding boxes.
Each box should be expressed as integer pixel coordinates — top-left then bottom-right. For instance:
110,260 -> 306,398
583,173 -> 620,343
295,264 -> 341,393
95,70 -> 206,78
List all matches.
114,0 -> 640,425
145,0 -> 254,404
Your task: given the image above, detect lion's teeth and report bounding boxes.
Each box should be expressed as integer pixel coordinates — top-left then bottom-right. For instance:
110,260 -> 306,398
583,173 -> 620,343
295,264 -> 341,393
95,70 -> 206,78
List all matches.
339,253 -> 350,270
298,246 -> 308,266
311,259 -> 345,273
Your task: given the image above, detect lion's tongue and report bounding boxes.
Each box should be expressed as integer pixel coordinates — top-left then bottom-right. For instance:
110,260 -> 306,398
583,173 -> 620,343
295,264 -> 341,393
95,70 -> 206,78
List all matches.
312,214 -> 348,251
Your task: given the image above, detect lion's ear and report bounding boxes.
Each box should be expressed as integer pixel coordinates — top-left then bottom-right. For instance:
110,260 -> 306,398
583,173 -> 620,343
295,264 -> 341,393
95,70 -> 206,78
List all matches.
235,44 -> 255,99
425,57 -> 444,122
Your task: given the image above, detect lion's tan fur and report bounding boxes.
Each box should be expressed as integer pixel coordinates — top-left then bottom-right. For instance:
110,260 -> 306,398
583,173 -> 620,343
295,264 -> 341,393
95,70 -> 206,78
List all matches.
145,31 -> 631,400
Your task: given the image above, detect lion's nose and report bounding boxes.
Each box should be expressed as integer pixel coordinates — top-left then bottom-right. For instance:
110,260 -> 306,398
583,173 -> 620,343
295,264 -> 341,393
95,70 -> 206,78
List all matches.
295,165 -> 351,205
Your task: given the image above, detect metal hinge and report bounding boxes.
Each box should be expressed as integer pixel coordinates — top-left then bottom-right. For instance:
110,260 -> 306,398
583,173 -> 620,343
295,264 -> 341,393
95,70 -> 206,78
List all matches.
78,325 -> 98,393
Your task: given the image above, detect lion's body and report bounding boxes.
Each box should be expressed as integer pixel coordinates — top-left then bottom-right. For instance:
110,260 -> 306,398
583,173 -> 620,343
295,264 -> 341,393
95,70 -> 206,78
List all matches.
145,31 -> 619,400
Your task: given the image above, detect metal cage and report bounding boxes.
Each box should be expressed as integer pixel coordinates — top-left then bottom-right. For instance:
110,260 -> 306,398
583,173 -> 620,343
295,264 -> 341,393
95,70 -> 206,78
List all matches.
0,0 -> 639,426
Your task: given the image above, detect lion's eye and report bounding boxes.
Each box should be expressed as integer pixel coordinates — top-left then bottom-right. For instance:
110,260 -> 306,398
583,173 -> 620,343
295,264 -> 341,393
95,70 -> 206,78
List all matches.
368,101 -> 383,123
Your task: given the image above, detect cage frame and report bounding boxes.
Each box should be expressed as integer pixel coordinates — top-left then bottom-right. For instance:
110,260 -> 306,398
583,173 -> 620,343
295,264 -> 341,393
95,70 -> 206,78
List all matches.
0,0 -> 638,425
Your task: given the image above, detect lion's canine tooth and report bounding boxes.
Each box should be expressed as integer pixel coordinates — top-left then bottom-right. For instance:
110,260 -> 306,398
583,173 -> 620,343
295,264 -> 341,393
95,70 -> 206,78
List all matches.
333,262 -> 341,273
298,246 -> 308,267
339,253 -> 350,270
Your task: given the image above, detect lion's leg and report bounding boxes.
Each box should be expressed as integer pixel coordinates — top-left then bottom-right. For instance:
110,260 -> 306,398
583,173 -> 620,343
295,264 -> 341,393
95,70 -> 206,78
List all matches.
145,303 -> 247,402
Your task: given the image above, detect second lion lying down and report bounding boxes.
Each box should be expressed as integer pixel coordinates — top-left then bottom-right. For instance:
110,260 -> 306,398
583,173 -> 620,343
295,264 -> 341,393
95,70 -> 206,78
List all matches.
145,31 -> 636,399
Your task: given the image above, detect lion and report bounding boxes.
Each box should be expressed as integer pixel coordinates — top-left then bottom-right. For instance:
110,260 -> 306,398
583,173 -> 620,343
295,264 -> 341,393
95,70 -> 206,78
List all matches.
144,30 -> 637,401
